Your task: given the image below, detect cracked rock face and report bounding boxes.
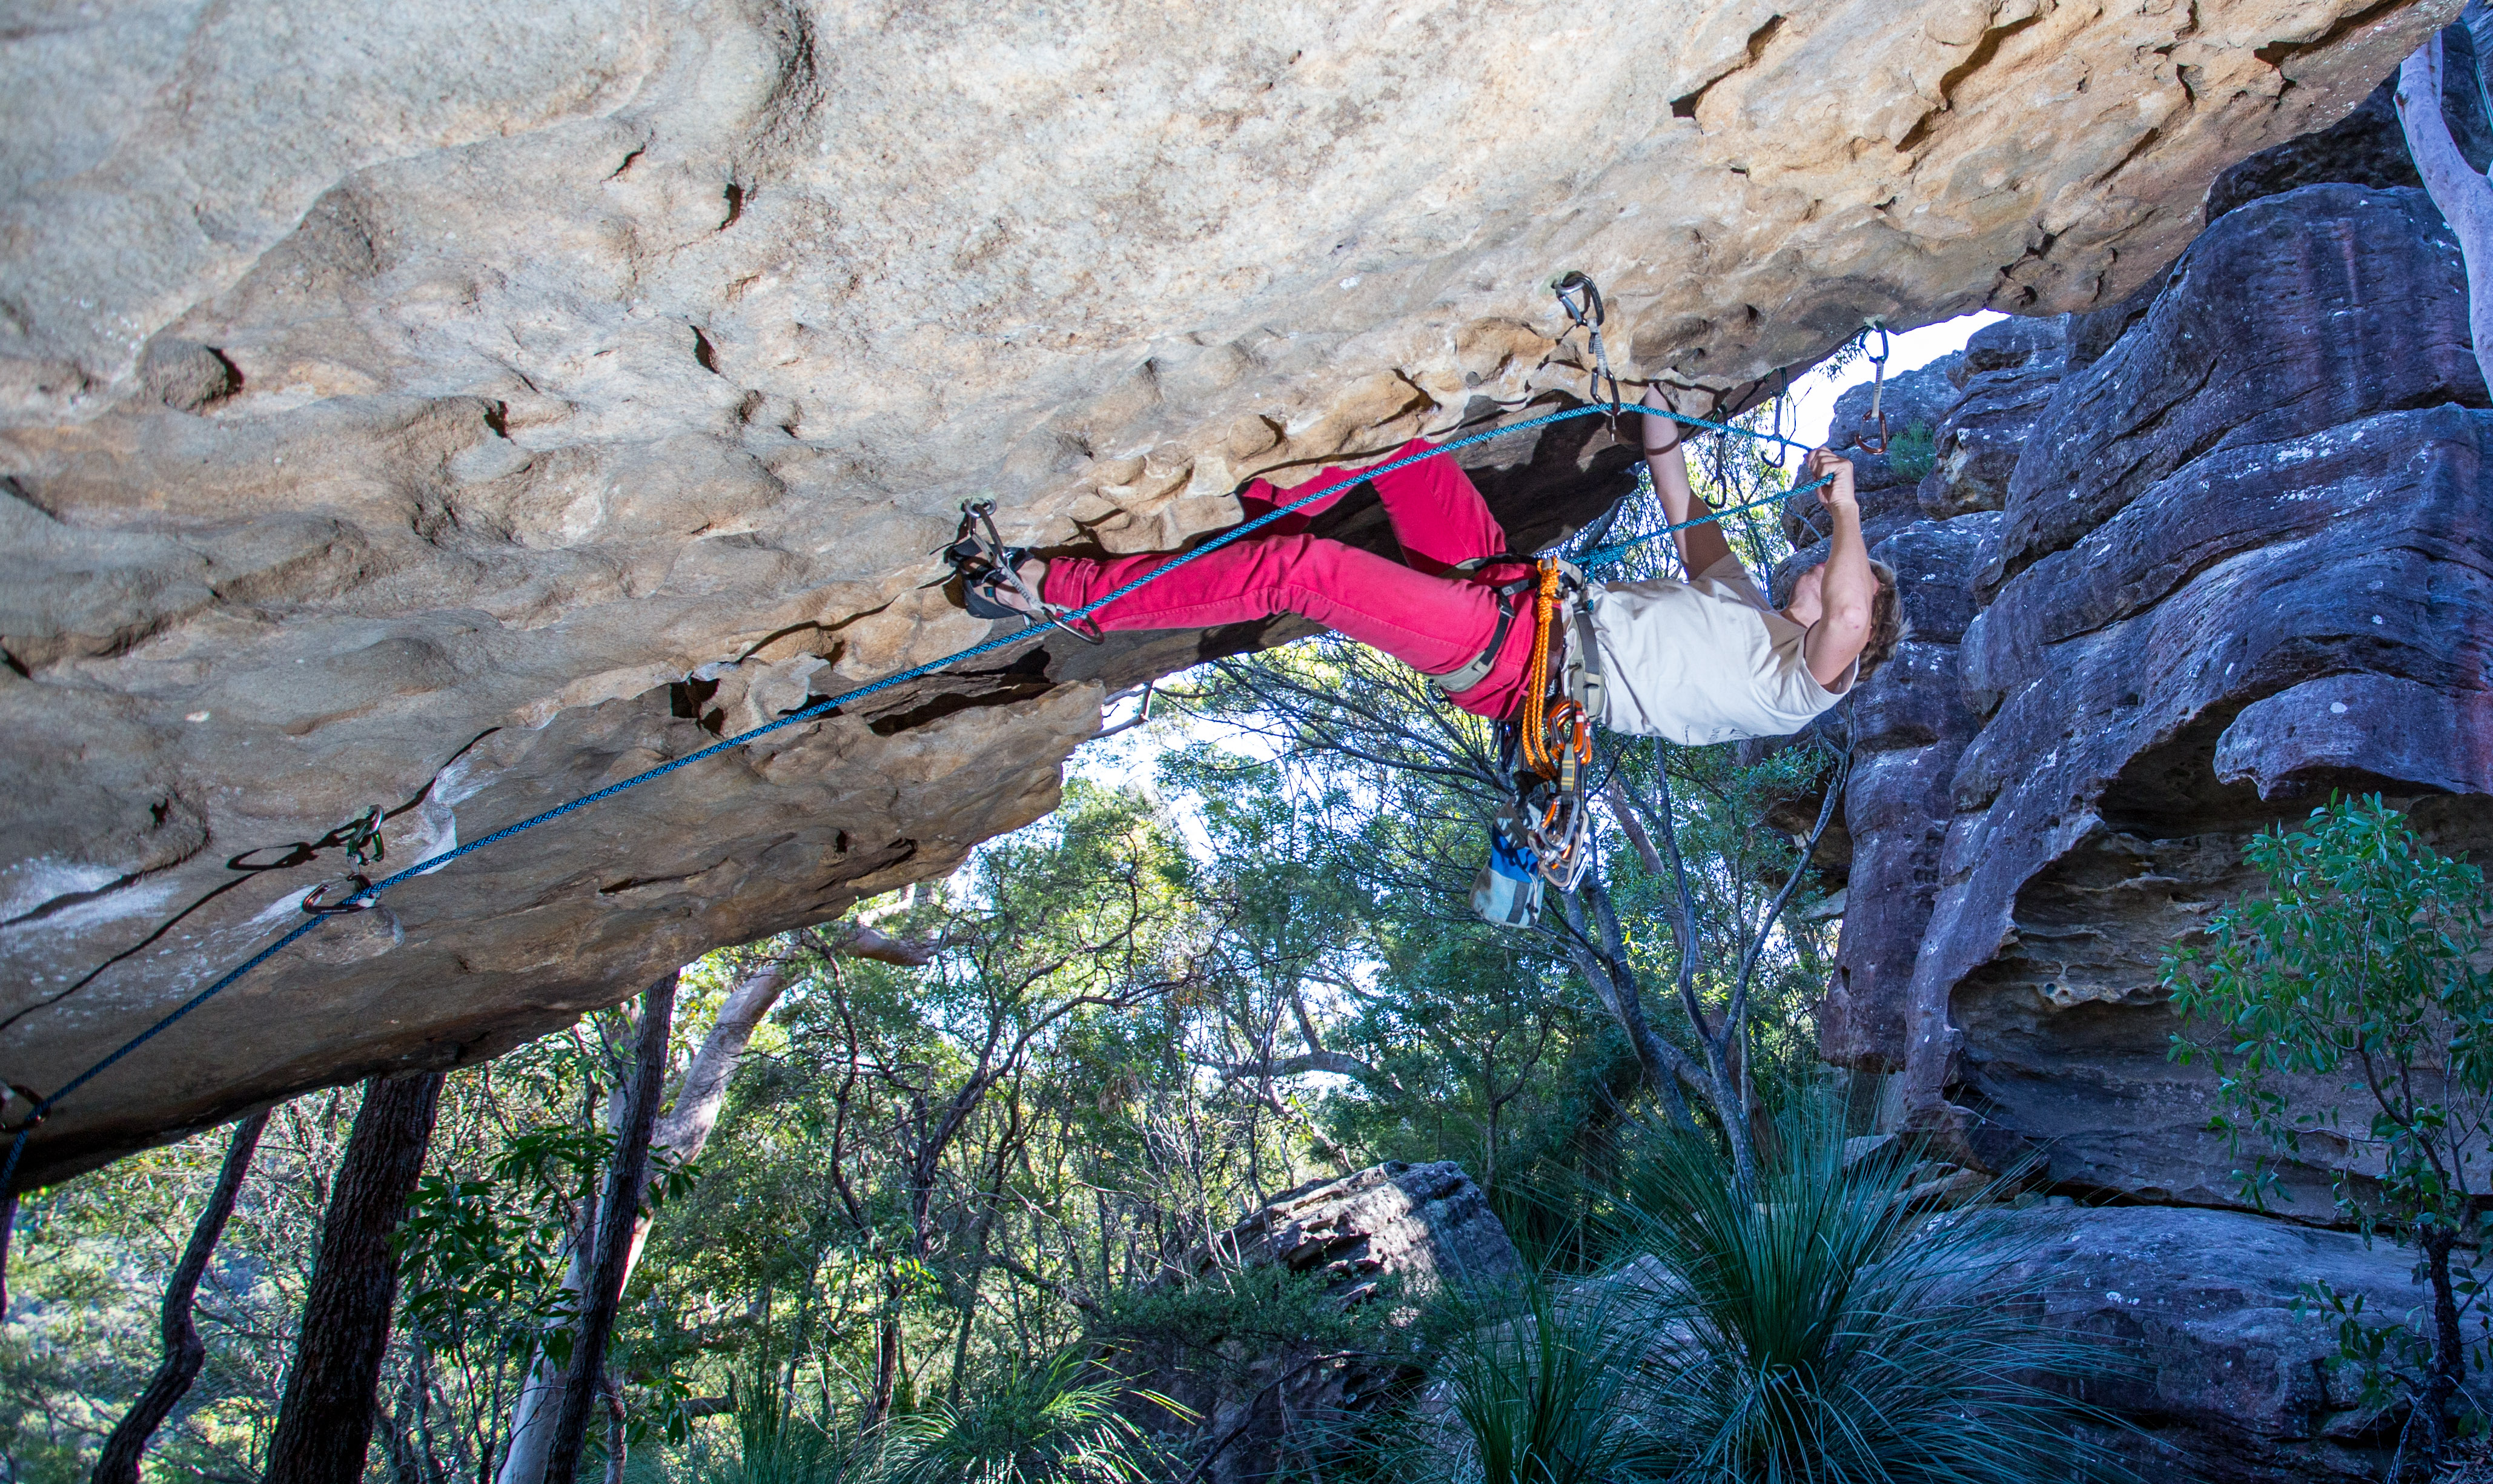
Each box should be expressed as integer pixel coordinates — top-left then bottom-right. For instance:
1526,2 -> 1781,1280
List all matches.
0,0 -> 2452,1183
1821,164 -> 2493,1211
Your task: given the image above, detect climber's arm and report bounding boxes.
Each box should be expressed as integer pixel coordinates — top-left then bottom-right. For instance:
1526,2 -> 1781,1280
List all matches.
1640,385 -> 1734,578
1803,448 -> 1873,687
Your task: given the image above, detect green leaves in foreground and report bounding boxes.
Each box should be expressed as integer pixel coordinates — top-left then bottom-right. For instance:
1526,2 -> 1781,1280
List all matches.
1415,1105 -> 2130,1484
882,1350 -> 1188,1484
2164,794 -> 2493,1229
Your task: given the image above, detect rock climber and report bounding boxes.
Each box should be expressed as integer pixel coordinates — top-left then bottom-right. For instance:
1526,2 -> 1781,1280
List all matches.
944,385 -> 1901,746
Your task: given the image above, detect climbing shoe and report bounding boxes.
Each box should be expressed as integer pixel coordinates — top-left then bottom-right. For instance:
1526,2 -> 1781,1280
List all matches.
941,501 -> 1102,643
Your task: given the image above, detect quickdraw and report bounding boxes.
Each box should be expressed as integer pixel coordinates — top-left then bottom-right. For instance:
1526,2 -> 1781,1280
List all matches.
1552,271 -> 1624,431
1857,322 -> 1892,454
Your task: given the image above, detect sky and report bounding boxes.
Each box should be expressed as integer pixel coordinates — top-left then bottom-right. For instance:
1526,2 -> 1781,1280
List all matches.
1784,310 -> 2004,451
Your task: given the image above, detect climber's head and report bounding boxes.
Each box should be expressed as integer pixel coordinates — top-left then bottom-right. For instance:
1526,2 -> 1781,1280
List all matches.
1783,558 -> 1903,681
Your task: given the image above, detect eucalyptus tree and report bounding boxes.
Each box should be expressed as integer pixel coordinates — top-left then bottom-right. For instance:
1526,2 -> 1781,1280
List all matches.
1166,633 -> 1841,1188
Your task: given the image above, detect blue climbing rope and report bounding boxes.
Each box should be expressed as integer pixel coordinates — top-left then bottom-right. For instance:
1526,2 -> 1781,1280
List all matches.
0,397 -> 1834,1198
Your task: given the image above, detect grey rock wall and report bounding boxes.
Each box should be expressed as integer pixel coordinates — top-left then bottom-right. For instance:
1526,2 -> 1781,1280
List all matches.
1818,167 -> 2493,1213
1998,1205 -> 2491,1483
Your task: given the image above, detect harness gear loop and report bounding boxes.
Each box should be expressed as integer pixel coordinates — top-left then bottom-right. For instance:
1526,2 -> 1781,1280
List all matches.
1511,557 -> 1598,891
1552,272 -> 1624,431
1858,322 -> 1892,454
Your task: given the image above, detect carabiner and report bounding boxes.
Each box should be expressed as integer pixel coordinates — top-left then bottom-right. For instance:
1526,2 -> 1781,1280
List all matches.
1767,368 -> 1792,471
302,874 -> 375,915
1857,322 -> 1893,454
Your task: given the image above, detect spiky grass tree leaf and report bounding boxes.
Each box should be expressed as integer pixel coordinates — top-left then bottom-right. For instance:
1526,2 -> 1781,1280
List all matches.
1595,1102 -> 2137,1484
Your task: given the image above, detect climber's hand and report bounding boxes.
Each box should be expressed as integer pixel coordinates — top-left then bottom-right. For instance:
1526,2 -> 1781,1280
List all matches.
1806,448 -> 1856,510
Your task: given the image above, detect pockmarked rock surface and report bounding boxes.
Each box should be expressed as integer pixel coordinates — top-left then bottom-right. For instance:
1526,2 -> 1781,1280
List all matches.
1815,104 -> 2493,1208
1124,1161 -> 1520,1484
1996,1205 -> 2493,1483
0,0 -> 2455,1182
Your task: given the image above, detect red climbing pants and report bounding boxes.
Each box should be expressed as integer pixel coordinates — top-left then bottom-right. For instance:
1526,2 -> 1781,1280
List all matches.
1040,438 -> 1541,720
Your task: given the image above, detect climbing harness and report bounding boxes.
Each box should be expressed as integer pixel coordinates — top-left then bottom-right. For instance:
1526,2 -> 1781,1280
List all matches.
1552,271 -> 1624,429
0,275 -> 1846,1201
942,500 -> 1103,644
1856,322 -> 1892,454
1508,555 -> 1601,893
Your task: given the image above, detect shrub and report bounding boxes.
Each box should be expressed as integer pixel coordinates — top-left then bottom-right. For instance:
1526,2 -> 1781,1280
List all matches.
1591,1103 -> 2129,1483
1885,421 -> 1937,483
2165,794 -> 2493,1463
1408,1280 -> 1662,1484
882,1349 -> 1182,1484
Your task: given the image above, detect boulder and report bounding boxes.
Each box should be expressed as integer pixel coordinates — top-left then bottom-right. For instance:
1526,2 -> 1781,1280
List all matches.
1996,1205 -> 2493,1483
1122,1161 -> 1520,1484
0,0 -> 2458,1181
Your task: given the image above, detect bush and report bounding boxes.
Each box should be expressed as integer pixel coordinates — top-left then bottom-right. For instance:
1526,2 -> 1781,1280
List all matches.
2165,795 -> 2493,1462
882,1349 -> 1182,1484
1885,421 -> 1937,482
1406,1280 -> 1661,1484
1584,1104 -> 2128,1483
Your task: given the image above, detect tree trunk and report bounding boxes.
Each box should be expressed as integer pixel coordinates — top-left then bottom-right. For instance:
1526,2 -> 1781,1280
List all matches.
869,1270 -> 904,1425
494,1208 -> 596,1484
2400,32 -> 2493,396
93,1109 -> 271,1484
600,1381 -> 627,1484
265,1070 -> 446,1484
499,959 -> 787,1484
0,1190 -> 15,1322
2425,1225 -> 2464,1459
542,974 -> 677,1484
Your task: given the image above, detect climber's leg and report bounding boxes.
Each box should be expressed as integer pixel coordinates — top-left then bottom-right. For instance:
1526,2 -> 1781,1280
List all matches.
1358,438 -> 1516,577
1237,437 -> 1526,578
1040,533 -> 1537,717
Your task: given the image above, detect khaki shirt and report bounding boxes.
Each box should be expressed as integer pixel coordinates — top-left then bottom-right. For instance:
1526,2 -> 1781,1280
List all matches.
1586,554 -> 1855,745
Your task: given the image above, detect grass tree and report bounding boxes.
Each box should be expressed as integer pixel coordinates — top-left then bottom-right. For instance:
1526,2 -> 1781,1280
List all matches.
2165,795 -> 2493,1461
1413,1103 -> 2127,1484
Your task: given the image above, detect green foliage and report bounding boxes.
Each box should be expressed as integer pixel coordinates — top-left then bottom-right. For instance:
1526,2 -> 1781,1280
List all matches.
700,1416 -> 879,1484
1885,420 -> 1937,482
1087,1259 -> 1388,1396
1414,1282 -> 1660,1484
2165,795 -> 2493,1227
1588,1104 -> 2128,1483
882,1350 -> 1184,1484
2165,795 -> 2493,1452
